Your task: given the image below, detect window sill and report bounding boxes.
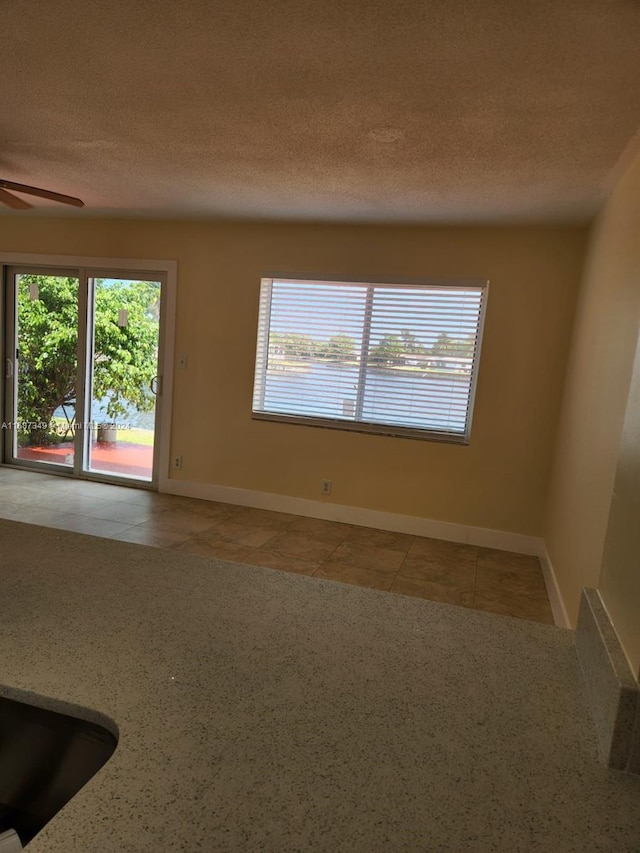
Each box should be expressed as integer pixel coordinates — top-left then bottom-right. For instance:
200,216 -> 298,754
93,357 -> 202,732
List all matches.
251,411 -> 470,445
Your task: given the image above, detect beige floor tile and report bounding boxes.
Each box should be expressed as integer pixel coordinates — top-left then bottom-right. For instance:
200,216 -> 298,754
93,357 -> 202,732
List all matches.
83,500 -> 155,525
53,515 -> 135,539
169,496 -> 237,518
0,481 -> 25,496
476,548 -> 541,575
258,531 -> 338,561
46,494 -> 125,516
473,590 -> 555,625
195,501 -> 239,520
325,542 -> 405,573
398,554 -> 476,586
286,516 -> 353,543
0,469 -> 47,484
475,563 -> 548,597
0,485 -> 57,506
314,563 -> 393,591
174,537 -> 255,562
116,493 -> 234,522
117,491 -> 185,508
136,509 -> 218,535
342,526 -> 414,553
0,501 -> 27,521
16,478 -> 77,498
248,548 -> 321,575
409,537 -> 478,566
110,526 -> 192,548
104,485 -> 156,502
0,504 -> 72,528
391,576 -> 475,606
73,481 -> 143,502
195,520 -> 280,549
0,469 -> 558,627
227,506 -> 298,528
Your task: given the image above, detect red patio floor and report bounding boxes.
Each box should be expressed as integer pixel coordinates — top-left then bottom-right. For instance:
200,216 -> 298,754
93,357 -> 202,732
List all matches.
18,441 -> 153,479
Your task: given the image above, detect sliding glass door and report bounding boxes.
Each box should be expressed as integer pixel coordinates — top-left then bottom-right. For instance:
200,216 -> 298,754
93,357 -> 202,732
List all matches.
84,276 -> 161,481
4,267 -> 164,485
10,271 -> 80,469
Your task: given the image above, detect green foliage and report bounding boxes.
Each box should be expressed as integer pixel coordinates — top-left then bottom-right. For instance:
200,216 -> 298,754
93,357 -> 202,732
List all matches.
91,279 -> 159,418
16,277 -> 78,444
269,331 -> 356,362
323,334 -> 355,361
371,329 -> 474,366
267,326 -> 474,370
17,275 -> 159,445
369,334 -> 404,365
399,329 -> 425,356
370,329 -> 427,365
269,332 -> 315,358
429,332 -> 475,358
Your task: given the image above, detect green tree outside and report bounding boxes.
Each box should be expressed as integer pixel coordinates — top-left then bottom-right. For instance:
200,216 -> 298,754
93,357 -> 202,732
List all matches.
16,275 -> 159,446
399,329 -> 425,356
324,334 -> 355,361
269,332 -> 315,358
369,334 -> 405,365
267,327 -> 474,370
269,331 -> 355,362
429,332 -> 475,358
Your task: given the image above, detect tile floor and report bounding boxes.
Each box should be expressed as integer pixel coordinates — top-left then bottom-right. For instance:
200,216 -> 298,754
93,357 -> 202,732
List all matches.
0,468 -> 554,625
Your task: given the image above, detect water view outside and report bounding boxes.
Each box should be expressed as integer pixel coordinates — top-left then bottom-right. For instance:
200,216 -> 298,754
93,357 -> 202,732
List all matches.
52,391 -> 155,431
263,362 -> 471,433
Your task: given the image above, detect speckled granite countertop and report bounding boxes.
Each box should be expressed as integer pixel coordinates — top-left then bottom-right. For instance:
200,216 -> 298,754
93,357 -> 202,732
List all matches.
1,519 -> 639,852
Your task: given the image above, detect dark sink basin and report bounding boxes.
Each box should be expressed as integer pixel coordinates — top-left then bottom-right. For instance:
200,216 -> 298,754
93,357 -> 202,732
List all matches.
0,696 -> 117,846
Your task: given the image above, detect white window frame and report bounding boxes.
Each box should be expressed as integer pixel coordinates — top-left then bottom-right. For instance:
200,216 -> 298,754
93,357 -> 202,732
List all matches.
252,274 -> 489,444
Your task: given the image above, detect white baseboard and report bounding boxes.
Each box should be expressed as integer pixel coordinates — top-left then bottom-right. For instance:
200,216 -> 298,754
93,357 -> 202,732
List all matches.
539,543 -> 571,628
161,477 -> 543,555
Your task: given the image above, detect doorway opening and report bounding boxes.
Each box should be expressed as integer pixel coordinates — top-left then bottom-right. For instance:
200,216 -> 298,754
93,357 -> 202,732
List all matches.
4,266 -> 167,487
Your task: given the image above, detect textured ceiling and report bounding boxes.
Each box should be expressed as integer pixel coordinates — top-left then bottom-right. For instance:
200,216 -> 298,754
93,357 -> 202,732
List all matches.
1,0 -> 640,222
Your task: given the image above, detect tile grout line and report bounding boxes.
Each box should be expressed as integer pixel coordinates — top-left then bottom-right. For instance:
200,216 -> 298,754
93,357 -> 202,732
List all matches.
311,533 -> 348,578
391,544 -> 414,591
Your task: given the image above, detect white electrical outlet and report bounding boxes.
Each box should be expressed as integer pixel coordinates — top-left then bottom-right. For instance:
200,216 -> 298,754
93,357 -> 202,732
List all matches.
173,455 -> 182,470
320,479 -> 332,496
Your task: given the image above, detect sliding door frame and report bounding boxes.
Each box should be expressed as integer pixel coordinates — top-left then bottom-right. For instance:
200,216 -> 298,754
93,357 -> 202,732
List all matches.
1,253 -> 177,491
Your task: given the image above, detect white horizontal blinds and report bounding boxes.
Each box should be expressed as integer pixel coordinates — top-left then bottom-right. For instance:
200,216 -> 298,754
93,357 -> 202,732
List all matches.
362,286 -> 484,435
255,280 -> 367,421
253,278 -> 485,438
252,279 -> 273,412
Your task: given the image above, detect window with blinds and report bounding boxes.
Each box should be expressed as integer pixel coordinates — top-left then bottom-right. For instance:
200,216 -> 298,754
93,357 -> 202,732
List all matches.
252,277 -> 488,443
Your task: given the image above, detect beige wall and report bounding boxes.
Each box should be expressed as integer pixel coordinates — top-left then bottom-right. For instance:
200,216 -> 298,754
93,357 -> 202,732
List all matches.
545,148 -> 640,669
600,329 -> 640,676
0,218 -> 585,535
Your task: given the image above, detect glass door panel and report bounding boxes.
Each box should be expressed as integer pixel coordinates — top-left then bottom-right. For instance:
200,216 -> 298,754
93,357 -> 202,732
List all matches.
13,273 -> 79,468
84,277 -> 161,482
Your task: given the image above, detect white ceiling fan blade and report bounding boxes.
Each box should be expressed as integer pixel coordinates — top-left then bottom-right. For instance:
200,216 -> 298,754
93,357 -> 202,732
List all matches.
0,187 -> 32,209
0,179 -> 84,207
